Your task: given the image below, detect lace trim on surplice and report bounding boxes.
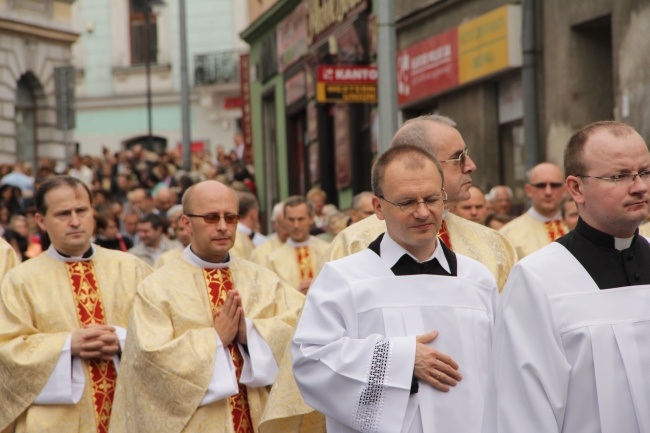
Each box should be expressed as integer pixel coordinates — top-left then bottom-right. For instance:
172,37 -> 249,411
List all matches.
352,336 -> 392,433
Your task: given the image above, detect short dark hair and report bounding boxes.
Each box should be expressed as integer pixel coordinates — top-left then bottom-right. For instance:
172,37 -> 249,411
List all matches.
284,195 -> 313,216
238,191 -> 259,217
565,121 -> 637,177
371,144 -> 444,197
139,213 -> 166,231
35,175 -> 92,215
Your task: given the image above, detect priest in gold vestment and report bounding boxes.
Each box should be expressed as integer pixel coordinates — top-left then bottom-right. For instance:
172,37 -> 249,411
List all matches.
259,115 -> 516,433
265,196 -> 329,294
0,176 -> 152,433
110,181 -> 303,433
499,162 -> 568,259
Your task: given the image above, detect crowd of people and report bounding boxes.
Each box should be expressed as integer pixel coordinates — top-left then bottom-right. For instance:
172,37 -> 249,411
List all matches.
1,118 -> 649,433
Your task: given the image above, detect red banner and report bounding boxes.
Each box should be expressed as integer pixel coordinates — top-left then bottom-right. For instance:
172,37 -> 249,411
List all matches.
396,28 -> 458,107
239,53 -> 253,163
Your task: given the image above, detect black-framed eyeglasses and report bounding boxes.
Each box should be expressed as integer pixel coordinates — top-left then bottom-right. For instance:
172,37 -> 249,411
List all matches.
379,190 -> 448,213
529,182 -> 564,189
186,213 -> 240,225
440,149 -> 469,166
577,171 -> 650,185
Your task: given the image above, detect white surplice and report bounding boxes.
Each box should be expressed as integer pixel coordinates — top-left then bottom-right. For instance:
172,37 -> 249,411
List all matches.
292,247 -> 498,433
483,242 -> 650,433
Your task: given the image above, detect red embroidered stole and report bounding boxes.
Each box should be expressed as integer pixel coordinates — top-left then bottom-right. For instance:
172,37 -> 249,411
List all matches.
66,261 -> 117,433
438,219 -> 453,250
203,268 -> 253,433
544,220 -> 566,242
295,246 -> 314,280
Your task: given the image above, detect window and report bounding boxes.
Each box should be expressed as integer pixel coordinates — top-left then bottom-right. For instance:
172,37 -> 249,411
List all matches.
129,0 -> 158,65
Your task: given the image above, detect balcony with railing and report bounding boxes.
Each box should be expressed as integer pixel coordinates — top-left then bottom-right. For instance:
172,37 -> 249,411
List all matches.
194,50 -> 243,87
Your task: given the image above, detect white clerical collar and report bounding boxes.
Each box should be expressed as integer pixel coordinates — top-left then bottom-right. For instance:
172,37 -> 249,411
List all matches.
614,236 -> 634,251
46,244 -> 96,262
287,237 -> 310,248
182,245 -> 231,269
237,223 -> 253,236
379,232 -> 450,273
527,207 -> 562,222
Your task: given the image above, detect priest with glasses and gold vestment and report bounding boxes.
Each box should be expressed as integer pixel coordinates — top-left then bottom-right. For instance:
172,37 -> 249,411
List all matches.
110,180 -> 303,433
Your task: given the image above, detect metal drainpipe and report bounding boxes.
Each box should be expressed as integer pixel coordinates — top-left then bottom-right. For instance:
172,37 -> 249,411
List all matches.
522,0 -> 541,168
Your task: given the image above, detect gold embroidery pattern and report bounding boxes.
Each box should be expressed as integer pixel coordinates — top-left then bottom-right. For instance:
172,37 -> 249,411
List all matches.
66,261 -> 117,433
544,220 -> 566,242
295,246 -> 314,280
437,220 -> 453,250
203,268 -> 254,433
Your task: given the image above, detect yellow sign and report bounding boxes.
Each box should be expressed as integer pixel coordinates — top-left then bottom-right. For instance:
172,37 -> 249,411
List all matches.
458,5 -> 521,84
316,82 -> 377,103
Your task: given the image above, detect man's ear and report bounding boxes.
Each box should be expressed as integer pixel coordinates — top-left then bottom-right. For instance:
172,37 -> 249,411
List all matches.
372,196 -> 385,221
566,176 -> 585,204
35,213 -> 47,232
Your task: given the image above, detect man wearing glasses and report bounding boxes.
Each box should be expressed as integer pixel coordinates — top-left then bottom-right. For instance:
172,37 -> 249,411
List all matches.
499,161 -> 568,258
292,144 -> 498,433
484,121 -> 650,433
326,114 -> 517,292
110,180 -> 303,433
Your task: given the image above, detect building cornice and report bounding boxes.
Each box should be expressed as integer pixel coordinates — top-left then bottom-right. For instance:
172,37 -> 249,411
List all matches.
0,15 -> 79,44
240,0 -> 303,43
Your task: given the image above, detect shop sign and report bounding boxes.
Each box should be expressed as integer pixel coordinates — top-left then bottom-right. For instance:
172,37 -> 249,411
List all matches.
316,65 -> 378,103
277,2 -> 308,71
396,28 -> 458,107
307,0 -> 367,44
458,5 -> 522,84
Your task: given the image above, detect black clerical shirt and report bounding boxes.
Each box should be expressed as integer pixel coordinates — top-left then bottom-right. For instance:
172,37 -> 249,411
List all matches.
367,232 -> 458,394
367,233 -> 458,277
555,218 -> 650,289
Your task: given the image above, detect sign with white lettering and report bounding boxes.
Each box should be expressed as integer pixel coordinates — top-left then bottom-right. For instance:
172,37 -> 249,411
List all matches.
316,65 -> 378,103
396,28 -> 458,107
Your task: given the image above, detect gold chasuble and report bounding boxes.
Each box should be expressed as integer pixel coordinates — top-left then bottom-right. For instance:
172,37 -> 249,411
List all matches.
266,237 -> 329,290
250,234 -> 284,269
0,236 -> 18,280
0,246 -> 152,433
640,221 -> 650,237
110,255 -> 303,433
499,211 -> 568,259
67,261 -> 118,433
203,268 -> 253,433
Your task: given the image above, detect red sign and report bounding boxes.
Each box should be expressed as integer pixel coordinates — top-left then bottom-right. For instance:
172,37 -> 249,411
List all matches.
175,140 -> 207,154
396,28 -> 458,107
317,65 -> 378,84
223,96 -> 243,109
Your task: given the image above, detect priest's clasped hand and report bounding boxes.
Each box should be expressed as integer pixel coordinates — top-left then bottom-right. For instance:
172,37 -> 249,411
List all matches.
413,330 -> 463,392
213,289 -> 247,346
71,324 -> 120,361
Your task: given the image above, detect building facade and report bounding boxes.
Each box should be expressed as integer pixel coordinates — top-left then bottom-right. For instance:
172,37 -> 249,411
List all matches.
0,0 -> 79,167
395,0 -> 650,205
71,0 -> 248,158
242,0 -> 377,225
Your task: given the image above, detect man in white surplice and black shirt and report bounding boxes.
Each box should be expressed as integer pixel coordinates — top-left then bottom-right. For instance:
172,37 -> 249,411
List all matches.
483,120 -> 650,433
292,144 -> 498,433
